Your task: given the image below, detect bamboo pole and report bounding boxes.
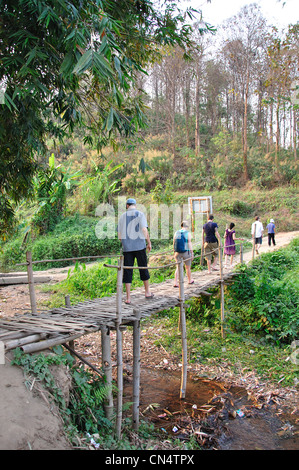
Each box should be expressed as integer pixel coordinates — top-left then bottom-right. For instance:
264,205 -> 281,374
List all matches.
63,343 -> 103,377
65,295 -> 75,352
178,259 -> 187,399
26,251 -> 37,314
115,255 -> 124,439
20,326 -> 100,353
240,243 -> 244,264
101,326 -> 113,420
132,309 -> 141,431
5,333 -> 48,350
252,223 -> 256,260
219,244 -> 225,339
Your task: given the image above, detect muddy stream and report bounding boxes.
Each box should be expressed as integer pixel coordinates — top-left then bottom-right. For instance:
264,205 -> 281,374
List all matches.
123,368 -> 298,450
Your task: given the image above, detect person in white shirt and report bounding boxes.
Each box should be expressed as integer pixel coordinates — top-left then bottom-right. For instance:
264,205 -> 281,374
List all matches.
251,216 -> 264,254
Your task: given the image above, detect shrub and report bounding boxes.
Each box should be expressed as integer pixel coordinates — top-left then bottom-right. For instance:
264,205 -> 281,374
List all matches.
226,239 -> 299,343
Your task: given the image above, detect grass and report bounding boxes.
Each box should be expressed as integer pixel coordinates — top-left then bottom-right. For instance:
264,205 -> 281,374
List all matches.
144,310 -> 298,388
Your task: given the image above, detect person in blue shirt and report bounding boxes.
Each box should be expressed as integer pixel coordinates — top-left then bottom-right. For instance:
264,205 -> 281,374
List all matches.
173,221 -> 194,287
266,218 -> 276,246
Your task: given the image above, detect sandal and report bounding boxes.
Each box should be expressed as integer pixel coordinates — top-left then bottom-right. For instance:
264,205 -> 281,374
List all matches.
124,300 -> 131,305
145,293 -> 154,299
173,284 -> 179,288
188,280 -> 194,285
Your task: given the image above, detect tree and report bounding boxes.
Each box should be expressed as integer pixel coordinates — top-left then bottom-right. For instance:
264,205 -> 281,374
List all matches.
0,0 -> 201,237
265,24 -> 299,166
221,4 -> 267,180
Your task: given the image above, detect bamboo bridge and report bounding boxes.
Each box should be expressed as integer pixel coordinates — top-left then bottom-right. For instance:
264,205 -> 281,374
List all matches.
0,244 -> 246,437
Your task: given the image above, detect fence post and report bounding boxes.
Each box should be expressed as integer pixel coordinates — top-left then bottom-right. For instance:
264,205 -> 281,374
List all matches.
101,326 -> 113,420
219,244 -> 225,339
178,259 -> 187,399
252,224 -> 256,260
26,251 -> 37,314
116,255 -> 124,439
240,243 -> 244,264
132,309 -> 141,431
65,295 -> 75,352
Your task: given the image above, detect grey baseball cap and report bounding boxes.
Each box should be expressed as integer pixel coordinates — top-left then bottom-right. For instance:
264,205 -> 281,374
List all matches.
126,198 -> 136,205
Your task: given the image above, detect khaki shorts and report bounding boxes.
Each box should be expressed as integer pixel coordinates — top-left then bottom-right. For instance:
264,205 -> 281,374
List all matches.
204,242 -> 218,261
174,251 -> 192,267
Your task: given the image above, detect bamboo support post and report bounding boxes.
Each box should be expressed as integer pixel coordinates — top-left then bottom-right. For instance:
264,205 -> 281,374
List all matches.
116,255 -> 124,439
178,259 -> 187,399
240,243 -> 244,264
132,309 -> 141,431
219,244 -> 225,339
26,251 -> 37,314
252,224 -> 256,260
101,326 -> 113,420
65,295 -> 75,352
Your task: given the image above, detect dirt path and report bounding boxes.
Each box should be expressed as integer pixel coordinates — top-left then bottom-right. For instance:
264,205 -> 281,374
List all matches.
0,230 -> 298,450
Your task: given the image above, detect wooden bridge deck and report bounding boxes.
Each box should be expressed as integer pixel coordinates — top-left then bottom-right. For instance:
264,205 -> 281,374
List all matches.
0,266 -> 238,354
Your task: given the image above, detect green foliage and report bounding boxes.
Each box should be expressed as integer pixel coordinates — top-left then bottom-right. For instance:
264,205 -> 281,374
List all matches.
217,199 -> 254,217
151,179 -> 173,205
77,160 -> 122,215
226,239 -> 299,343
68,365 -> 112,435
186,289 -> 221,327
0,215 -> 121,270
32,154 -> 81,234
12,347 -> 73,414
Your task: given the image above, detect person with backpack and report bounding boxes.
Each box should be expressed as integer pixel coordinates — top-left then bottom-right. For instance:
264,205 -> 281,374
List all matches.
173,221 -> 194,287
202,215 -> 221,273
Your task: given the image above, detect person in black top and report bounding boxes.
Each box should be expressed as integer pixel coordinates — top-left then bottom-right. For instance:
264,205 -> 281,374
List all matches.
202,215 -> 221,273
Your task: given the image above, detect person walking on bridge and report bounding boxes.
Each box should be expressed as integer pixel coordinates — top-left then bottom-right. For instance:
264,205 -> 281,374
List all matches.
118,198 -> 153,304
202,215 -> 222,273
173,221 -> 194,287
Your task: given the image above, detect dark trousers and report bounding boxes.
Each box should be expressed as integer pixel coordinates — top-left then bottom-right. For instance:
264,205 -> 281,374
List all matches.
123,248 -> 150,284
268,233 -> 276,246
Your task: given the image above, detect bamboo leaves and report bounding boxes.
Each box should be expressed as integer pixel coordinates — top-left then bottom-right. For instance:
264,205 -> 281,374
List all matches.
72,49 -> 114,79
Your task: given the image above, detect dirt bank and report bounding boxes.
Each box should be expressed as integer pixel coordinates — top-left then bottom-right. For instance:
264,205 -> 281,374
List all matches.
0,352 -> 72,450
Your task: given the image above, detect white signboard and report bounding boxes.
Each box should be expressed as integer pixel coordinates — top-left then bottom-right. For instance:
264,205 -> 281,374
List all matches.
188,196 -> 213,215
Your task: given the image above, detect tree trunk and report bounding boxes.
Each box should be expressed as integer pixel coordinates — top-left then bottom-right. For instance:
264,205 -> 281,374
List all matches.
293,109 -> 297,162
243,69 -> 250,180
195,78 -> 200,155
275,99 -> 280,168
